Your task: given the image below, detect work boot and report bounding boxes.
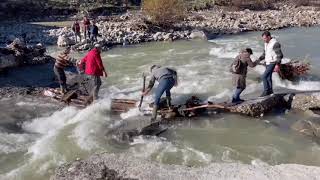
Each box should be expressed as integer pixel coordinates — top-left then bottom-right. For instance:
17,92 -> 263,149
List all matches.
166,97 -> 172,110
151,105 -> 158,123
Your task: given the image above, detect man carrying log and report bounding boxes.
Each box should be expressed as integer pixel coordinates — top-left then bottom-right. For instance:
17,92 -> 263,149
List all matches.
230,48 -> 257,103
78,44 -> 107,101
142,65 -> 177,122
258,31 -> 283,96
54,47 -> 74,94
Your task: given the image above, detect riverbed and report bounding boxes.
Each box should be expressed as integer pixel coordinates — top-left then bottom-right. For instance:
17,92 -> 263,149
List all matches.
1,27 -> 320,180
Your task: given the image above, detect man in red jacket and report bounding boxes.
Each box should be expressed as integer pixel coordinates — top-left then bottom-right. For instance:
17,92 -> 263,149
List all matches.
79,44 -> 107,100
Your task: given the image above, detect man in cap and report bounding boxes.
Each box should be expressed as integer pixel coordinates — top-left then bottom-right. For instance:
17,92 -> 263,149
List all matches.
230,48 -> 257,103
54,47 -> 74,94
142,65 -> 177,122
79,44 -> 107,100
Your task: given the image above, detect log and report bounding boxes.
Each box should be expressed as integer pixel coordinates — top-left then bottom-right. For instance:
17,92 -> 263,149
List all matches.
111,99 -> 138,113
61,90 -> 78,103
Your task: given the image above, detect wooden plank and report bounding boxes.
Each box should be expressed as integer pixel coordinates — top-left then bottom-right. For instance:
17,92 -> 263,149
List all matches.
61,90 -> 78,102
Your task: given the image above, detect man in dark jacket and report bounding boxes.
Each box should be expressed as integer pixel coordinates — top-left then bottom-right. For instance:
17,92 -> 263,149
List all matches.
142,65 -> 177,122
90,21 -> 99,43
79,44 -> 107,100
231,48 -> 257,103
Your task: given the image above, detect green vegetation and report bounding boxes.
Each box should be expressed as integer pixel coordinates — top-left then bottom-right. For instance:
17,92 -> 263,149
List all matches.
142,0 -> 186,27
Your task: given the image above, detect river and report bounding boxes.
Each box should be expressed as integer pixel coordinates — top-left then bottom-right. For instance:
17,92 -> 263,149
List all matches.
1,27 -> 320,180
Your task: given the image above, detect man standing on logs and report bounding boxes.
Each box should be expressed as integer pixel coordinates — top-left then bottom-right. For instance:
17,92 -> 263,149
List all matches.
78,44 -> 107,101
142,65 -> 177,122
258,31 -> 283,96
230,48 -> 257,103
54,47 -> 74,94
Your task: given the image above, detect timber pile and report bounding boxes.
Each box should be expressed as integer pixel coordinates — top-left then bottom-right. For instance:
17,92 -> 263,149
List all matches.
278,60 -> 310,81
43,73 -> 93,108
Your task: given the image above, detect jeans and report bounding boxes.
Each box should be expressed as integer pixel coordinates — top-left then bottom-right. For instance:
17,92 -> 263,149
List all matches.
90,34 -> 97,42
232,88 -> 244,101
53,66 -> 67,90
262,63 -> 276,94
154,77 -> 175,106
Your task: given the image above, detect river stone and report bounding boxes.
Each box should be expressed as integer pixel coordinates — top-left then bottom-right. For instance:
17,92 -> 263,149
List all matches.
290,93 -> 320,111
229,94 -> 286,117
291,118 -> 320,138
57,35 -> 73,47
0,54 -> 17,69
189,30 -> 207,40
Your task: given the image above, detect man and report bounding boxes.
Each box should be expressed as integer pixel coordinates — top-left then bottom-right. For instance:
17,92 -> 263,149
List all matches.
258,31 -> 283,96
142,65 -> 177,122
230,48 -> 257,103
90,21 -> 99,43
54,47 -> 73,94
82,16 -> 91,40
79,44 -> 107,100
72,20 -> 81,43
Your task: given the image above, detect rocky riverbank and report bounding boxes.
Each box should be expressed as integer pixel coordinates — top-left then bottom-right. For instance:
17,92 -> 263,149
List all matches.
1,3 -> 320,49
51,152 -> 320,180
56,3 -> 320,49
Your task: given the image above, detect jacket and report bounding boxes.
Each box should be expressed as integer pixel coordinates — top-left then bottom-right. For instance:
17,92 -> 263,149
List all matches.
259,38 -> 283,65
232,51 -> 256,89
79,48 -> 105,76
148,67 -> 177,89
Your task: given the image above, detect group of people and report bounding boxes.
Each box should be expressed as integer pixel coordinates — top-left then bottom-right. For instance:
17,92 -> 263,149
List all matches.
230,31 -> 283,103
71,16 -> 99,43
53,30 -> 283,122
54,44 -> 106,101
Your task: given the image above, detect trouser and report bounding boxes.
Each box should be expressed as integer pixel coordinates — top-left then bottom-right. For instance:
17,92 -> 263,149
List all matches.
262,63 -> 276,94
74,32 -> 81,43
154,77 -> 175,106
90,34 -> 97,42
88,75 -> 102,100
84,26 -> 90,39
232,88 -> 244,101
54,66 -> 67,91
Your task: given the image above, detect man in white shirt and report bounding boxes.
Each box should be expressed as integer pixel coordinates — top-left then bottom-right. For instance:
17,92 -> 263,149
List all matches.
258,31 -> 283,97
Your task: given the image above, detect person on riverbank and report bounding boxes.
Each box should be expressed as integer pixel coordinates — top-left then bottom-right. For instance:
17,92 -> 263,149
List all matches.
142,65 -> 178,122
258,31 -> 283,96
72,20 -> 81,43
82,16 -> 91,40
54,47 -> 73,94
230,48 -> 257,103
90,21 -> 99,43
78,44 -> 107,101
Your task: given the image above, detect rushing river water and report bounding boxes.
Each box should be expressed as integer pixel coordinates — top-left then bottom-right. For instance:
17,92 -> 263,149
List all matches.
1,27 -> 320,180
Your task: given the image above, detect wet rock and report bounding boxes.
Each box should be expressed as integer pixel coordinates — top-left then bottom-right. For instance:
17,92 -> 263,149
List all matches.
291,118 -> 320,138
57,35 -> 73,47
0,39 -> 54,70
229,94 -> 286,117
189,30 -> 207,40
290,93 -> 320,111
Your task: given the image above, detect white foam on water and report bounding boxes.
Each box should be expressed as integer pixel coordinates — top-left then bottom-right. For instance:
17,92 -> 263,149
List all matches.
120,108 -> 144,119
106,54 -> 123,58
129,136 -> 213,166
0,132 -> 37,154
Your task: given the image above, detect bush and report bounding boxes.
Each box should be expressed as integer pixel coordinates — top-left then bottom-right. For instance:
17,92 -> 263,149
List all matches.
142,0 -> 186,27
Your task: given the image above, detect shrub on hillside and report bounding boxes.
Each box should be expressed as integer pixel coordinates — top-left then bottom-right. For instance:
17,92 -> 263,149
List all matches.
142,0 -> 186,27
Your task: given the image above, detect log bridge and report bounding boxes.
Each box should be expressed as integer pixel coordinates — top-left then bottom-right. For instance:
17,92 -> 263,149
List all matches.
111,91 -> 320,139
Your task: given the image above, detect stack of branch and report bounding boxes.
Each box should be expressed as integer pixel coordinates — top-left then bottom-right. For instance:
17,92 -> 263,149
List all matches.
278,60 -> 310,81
